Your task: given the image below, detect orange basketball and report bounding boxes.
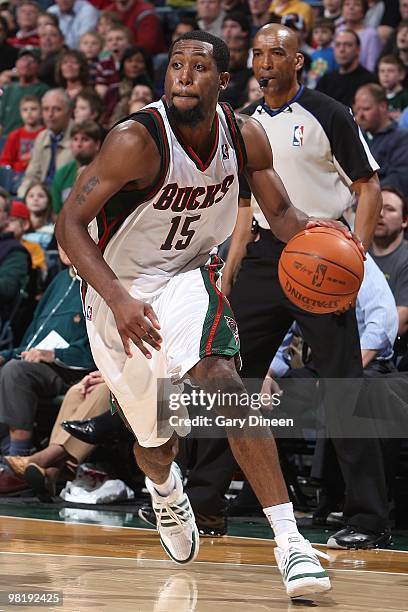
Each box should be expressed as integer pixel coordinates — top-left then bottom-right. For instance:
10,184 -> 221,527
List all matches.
278,227 -> 365,314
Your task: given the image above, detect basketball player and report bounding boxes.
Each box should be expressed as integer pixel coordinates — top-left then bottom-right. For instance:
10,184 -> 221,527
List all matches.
56,31 -> 357,597
222,24 -> 390,550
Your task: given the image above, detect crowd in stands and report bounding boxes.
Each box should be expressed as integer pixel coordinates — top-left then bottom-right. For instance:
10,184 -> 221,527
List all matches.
0,0 -> 408,532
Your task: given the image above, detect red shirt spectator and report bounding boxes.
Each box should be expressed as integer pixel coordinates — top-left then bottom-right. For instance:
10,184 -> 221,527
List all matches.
0,125 -> 45,172
7,0 -> 40,48
106,0 -> 166,55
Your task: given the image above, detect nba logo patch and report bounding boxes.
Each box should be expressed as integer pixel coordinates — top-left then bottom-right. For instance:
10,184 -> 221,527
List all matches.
221,143 -> 229,160
292,125 -> 304,147
86,305 -> 92,321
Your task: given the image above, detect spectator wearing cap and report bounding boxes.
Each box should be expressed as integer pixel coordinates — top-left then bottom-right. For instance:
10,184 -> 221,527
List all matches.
0,15 -> 18,81
38,23 -> 65,88
219,36 -> 253,109
5,200 -> 45,273
248,0 -> 272,37
105,0 -> 166,55
7,0 -> 40,49
268,0 -> 314,33
337,0 -> 383,73
197,0 -> 226,38
0,189 -> 31,329
18,88 -> 74,198
316,29 -> 377,107
0,244 -> 95,492
51,120 -> 103,214
0,49 -> 49,137
47,0 -> 99,50
354,83 -> 408,196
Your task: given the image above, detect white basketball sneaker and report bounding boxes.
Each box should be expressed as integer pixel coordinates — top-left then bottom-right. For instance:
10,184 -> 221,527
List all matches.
145,463 -> 199,565
274,533 -> 331,598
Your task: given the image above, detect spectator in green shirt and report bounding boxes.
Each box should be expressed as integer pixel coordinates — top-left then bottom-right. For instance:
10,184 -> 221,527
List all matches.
51,120 -> 104,214
0,49 -> 49,136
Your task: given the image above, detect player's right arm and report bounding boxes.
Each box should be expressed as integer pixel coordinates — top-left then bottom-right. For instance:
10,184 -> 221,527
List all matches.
56,121 -> 163,359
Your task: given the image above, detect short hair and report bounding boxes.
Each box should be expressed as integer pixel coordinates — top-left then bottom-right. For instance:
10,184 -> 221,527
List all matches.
0,187 -> 11,213
106,23 -> 133,42
378,54 -> 405,71
222,11 -> 251,36
397,19 -> 408,34
40,23 -> 64,39
19,94 -> 41,108
169,30 -> 230,73
336,28 -> 361,47
42,88 -> 72,113
381,185 -> 408,219
55,49 -> 89,88
98,10 -> 122,27
358,83 -> 387,104
175,16 -> 199,31
71,120 -> 104,143
74,88 -> 104,121
80,30 -> 104,48
17,0 -> 40,12
341,0 -> 368,12
313,17 -> 335,33
38,11 -> 59,27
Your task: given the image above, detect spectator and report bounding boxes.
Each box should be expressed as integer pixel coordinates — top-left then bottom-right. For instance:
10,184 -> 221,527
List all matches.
0,189 -> 31,329
0,245 -> 95,493
378,55 -> 408,121
322,0 -> 342,23
18,88 -> 73,198
219,36 -> 252,109
307,18 -> 337,88
396,20 -> 408,89
354,83 -> 408,195
79,32 -> 104,86
0,94 -> 44,173
47,0 -> 99,50
281,13 -> 313,71
103,45 -> 153,126
55,49 -> 89,99
51,120 -> 103,214
0,49 -> 49,137
110,78 -> 155,123
107,0 -> 166,55
245,74 -> 263,104
370,186 -> 408,337
338,0 -> 383,72
73,88 -> 104,123
23,182 -> 54,250
38,24 -> 65,88
6,200 -> 46,274
197,0 -> 226,38
248,0 -> 271,37
95,10 -> 121,40
0,16 -> 18,81
37,12 -> 59,37
3,372 -> 109,498
268,0 -> 314,33
95,25 -> 132,101
316,29 -> 377,107
7,0 -> 40,50
222,11 -> 251,40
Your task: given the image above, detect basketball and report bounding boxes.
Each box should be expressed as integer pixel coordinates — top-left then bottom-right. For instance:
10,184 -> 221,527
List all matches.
278,227 -> 365,314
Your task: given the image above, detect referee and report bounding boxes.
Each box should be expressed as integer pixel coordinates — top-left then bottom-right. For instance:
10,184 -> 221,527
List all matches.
222,24 -> 389,549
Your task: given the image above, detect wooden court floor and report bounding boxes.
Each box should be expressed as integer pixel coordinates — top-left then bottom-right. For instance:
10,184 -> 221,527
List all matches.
0,516 -> 406,612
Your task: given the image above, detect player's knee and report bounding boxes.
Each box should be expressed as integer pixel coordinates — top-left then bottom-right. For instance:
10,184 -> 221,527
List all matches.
135,436 -> 178,466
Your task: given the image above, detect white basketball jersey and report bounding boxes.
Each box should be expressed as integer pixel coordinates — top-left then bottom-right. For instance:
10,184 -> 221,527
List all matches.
88,99 -> 246,295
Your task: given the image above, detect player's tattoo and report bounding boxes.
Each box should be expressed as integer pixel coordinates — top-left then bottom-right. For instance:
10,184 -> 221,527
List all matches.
75,176 -> 100,205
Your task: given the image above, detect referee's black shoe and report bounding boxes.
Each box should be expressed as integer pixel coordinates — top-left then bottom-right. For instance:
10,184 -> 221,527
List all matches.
327,526 -> 392,549
138,504 -> 227,536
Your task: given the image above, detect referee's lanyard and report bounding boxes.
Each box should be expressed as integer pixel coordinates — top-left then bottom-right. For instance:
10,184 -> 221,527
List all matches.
261,84 -> 304,117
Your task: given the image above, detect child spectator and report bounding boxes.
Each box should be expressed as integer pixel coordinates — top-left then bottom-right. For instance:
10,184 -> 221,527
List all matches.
6,200 -> 46,274
0,94 -> 44,173
55,49 -> 90,100
23,182 -> 54,250
378,55 -> 408,120
307,18 -> 338,88
95,25 -> 132,101
96,10 -> 122,43
79,32 -> 104,86
73,89 -> 104,123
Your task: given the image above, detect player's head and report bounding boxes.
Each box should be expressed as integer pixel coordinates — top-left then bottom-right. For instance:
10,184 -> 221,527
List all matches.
165,30 -> 230,127
252,24 -> 304,98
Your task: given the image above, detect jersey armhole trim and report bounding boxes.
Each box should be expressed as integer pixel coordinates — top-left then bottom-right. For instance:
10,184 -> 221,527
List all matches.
219,102 -> 248,175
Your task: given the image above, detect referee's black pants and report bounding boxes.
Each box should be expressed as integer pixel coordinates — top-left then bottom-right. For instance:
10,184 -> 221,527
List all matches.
228,228 -> 389,533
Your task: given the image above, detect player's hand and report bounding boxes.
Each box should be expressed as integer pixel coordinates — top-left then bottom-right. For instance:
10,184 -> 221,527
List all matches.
306,218 -> 366,260
112,295 -> 162,359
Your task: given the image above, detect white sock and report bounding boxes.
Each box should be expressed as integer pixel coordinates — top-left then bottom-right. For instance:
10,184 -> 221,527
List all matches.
263,502 -> 303,549
151,471 -> 176,497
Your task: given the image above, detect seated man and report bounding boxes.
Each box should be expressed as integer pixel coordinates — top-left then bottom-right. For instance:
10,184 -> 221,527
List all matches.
0,188 -> 31,331
4,371 -> 109,498
0,245 -> 95,493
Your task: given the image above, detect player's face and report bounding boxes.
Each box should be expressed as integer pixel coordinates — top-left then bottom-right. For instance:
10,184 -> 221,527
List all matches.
165,40 -> 229,126
252,29 -> 303,97
375,191 -> 407,238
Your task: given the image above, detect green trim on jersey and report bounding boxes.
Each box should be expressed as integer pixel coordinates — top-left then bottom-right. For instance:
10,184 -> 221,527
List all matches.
199,259 -> 240,360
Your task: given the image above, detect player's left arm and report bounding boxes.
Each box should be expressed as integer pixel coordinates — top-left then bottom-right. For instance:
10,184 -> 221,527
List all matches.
351,173 -> 382,252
